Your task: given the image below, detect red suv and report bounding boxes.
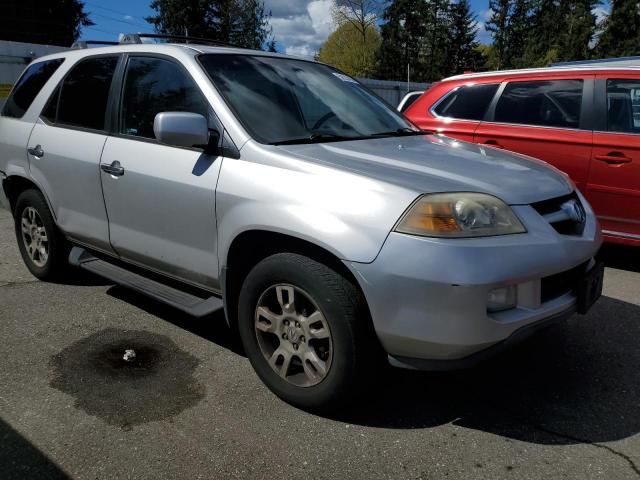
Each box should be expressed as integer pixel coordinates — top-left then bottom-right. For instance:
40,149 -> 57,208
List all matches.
405,67 -> 640,246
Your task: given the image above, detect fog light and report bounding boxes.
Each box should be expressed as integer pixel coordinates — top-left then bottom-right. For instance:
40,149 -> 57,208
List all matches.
487,286 -> 517,312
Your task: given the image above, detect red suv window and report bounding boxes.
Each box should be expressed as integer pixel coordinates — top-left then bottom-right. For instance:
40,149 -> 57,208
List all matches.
433,83 -> 499,121
494,80 -> 584,129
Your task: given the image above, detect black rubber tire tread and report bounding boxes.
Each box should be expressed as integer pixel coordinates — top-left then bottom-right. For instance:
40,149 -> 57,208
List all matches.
238,252 -> 381,412
14,189 -> 70,281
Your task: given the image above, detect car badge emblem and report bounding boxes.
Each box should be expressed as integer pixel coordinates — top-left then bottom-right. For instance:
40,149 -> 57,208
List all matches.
561,199 -> 586,224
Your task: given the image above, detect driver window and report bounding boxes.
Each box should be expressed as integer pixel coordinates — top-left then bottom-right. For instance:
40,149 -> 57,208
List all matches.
120,56 -> 209,139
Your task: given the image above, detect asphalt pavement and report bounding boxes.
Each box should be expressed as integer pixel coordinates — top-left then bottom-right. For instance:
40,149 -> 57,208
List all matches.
1,206 -> 639,479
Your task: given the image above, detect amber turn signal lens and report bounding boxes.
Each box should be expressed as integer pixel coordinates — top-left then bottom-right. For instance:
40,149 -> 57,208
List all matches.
396,201 -> 461,235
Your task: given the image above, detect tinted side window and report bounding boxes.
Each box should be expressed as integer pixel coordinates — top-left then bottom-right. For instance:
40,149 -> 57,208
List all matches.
121,57 -> 208,139
606,79 -> 640,134
433,84 -> 499,120
495,80 -> 583,129
53,56 -> 118,130
2,59 -> 64,118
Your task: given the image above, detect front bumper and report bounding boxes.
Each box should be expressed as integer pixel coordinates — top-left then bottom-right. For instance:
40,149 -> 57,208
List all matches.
346,194 -> 602,369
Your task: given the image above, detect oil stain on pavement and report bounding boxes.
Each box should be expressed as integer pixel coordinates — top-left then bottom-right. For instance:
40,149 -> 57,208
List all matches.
50,328 -> 205,429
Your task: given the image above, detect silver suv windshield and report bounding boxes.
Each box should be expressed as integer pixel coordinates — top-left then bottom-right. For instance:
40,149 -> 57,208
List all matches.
198,54 -> 421,145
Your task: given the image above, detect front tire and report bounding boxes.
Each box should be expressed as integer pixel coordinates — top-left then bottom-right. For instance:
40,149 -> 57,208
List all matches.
238,252 -> 380,411
14,189 -> 70,280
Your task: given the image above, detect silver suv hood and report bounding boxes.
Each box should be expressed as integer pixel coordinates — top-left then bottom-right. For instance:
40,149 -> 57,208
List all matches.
277,134 -> 573,205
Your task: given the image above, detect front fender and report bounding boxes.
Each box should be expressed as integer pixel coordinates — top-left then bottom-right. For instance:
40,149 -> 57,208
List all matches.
215,146 -> 416,266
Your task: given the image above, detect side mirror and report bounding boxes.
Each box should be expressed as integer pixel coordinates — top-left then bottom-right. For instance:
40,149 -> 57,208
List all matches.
153,112 -> 211,149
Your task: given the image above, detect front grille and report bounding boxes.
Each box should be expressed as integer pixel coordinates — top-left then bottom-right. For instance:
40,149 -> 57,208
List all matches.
540,261 -> 588,303
531,192 -> 586,236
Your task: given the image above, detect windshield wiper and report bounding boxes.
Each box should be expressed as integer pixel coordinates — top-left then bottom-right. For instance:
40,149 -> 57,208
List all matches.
369,128 -> 430,138
271,133 -> 357,145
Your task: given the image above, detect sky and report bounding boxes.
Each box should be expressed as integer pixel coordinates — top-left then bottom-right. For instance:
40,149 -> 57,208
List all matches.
80,0 -> 610,59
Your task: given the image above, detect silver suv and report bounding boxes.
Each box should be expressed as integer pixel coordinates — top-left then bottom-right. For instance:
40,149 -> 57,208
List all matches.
0,39 -> 603,410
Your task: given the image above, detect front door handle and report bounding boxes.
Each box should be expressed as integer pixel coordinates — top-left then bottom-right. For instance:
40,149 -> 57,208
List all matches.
100,160 -> 125,177
484,139 -> 504,149
594,152 -> 632,165
27,145 -> 44,158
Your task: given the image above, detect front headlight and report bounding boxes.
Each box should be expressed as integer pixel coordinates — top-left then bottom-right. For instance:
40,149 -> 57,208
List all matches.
395,193 -> 526,238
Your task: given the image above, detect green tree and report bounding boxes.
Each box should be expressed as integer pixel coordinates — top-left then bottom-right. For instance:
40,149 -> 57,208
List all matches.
147,0 -> 273,49
0,0 -> 93,46
446,0 -> 483,75
485,0 -> 531,69
485,0 -> 511,69
377,0 -> 475,81
422,0 -> 452,80
595,0 -> 640,58
332,1 -> 383,77
558,0 -> 598,61
521,0 -> 598,67
377,0 -> 430,81
318,23 -> 381,77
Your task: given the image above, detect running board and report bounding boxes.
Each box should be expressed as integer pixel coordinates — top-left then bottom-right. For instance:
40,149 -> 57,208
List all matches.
69,247 -> 223,317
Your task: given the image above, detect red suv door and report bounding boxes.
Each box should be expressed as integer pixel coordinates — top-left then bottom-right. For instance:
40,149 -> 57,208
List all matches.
473,76 -> 594,192
589,75 -> 640,245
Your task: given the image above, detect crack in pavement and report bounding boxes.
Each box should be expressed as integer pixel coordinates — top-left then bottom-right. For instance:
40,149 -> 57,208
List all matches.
0,280 -> 40,288
532,423 -> 640,477
488,400 -> 640,477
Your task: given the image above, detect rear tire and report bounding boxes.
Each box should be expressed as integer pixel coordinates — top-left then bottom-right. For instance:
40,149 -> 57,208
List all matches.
238,252 -> 381,411
14,189 -> 70,280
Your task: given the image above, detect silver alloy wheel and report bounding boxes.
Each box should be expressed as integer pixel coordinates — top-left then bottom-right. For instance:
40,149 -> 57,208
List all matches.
20,206 -> 49,268
254,284 -> 333,387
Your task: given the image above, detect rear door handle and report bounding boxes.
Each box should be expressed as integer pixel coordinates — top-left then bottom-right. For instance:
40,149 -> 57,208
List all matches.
484,139 -> 504,149
27,145 -> 44,158
100,160 -> 125,177
594,152 -> 632,165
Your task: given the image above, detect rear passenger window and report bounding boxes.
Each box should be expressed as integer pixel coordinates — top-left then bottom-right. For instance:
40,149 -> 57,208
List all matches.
43,56 -> 118,131
120,56 -> 208,139
606,79 -> 640,134
495,80 -> 583,129
433,84 -> 499,120
1,58 -> 64,118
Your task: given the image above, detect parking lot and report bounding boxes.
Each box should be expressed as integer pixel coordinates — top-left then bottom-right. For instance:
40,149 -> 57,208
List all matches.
0,206 -> 639,479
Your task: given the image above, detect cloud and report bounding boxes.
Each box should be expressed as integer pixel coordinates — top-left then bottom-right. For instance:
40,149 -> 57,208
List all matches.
265,0 -> 335,58
124,15 -> 134,21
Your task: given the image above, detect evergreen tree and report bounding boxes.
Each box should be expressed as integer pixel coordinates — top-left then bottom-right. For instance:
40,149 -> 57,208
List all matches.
596,0 -> 640,58
558,0 -> 598,61
421,0 -> 452,80
446,0 -> 482,75
520,0 -> 558,67
377,0 -> 430,81
147,0 -> 274,49
486,0 -> 531,68
522,0 -> 598,66
0,0 -> 93,46
485,0 -> 511,69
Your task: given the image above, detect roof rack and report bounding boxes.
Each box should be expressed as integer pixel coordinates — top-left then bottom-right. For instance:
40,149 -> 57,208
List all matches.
551,55 -> 640,67
71,40 -> 119,49
71,33 -> 240,50
118,33 -> 239,48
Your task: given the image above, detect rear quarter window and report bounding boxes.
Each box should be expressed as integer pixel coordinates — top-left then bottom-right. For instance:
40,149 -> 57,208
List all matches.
433,83 -> 499,120
1,58 -> 64,119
